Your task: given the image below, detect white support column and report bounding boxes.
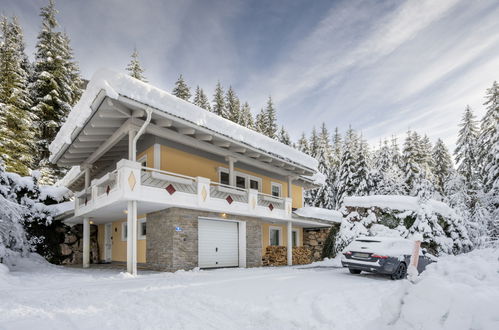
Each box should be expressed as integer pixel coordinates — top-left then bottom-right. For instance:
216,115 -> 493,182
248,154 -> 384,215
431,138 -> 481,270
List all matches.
228,157 -> 236,186
287,221 -> 292,266
287,176 -> 293,198
83,217 -> 90,268
84,168 -> 91,189
126,200 -> 138,275
128,129 -> 137,161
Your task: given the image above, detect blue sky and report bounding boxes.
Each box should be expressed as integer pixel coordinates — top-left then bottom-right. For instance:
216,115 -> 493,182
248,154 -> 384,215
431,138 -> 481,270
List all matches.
2,0 -> 499,149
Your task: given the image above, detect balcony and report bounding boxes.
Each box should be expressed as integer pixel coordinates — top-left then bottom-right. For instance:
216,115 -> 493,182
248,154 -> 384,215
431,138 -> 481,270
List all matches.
74,159 -> 292,221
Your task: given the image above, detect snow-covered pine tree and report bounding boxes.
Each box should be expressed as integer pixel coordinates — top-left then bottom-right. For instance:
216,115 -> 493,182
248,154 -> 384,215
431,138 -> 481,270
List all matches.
335,127 -> 359,206
0,16 -> 34,176
420,135 -> 434,176
278,126 -> 291,146
255,109 -> 267,135
126,48 -> 147,82
310,125 -> 335,209
455,106 -> 480,190
193,86 -> 211,111
309,127 -> 319,158
239,102 -> 254,129
172,74 -> 191,101
296,133 -> 310,155
264,96 -> 277,139
212,81 -> 225,117
355,135 -> 370,196
0,160 -> 28,260
432,138 -> 453,196
332,127 -> 342,163
225,86 -> 240,123
390,135 -> 402,170
478,81 -> 499,243
402,131 -> 422,195
31,0 -> 82,184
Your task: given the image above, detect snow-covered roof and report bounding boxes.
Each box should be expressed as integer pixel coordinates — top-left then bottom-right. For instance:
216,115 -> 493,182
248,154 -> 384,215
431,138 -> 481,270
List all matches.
49,69 -> 318,173
293,206 -> 343,223
343,195 -> 455,218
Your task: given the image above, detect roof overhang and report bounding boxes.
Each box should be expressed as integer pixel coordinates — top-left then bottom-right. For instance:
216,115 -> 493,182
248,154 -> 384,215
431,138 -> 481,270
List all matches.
52,89 -> 318,188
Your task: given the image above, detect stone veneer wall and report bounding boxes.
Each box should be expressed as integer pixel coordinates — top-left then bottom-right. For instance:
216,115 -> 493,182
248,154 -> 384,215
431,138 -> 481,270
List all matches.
146,208 -> 262,272
60,224 -> 99,265
303,228 -> 330,261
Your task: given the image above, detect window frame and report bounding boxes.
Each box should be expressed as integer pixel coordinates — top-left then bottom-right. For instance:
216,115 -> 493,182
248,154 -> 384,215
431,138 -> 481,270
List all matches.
292,229 -> 299,247
271,182 -> 282,197
121,222 -> 127,241
269,226 -> 282,246
218,167 -> 262,192
138,218 -> 147,240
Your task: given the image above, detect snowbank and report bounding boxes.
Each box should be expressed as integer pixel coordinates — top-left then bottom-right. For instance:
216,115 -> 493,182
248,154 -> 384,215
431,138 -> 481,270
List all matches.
49,69 -> 318,173
375,248 -> 499,329
293,206 -> 343,223
343,195 -> 455,218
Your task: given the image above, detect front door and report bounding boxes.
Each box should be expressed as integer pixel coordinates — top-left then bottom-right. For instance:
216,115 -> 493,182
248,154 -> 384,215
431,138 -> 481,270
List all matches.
104,223 -> 112,263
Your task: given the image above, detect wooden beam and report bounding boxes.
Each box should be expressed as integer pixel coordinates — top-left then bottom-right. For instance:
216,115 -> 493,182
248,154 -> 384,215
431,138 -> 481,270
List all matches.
247,152 -> 260,158
77,135 -> 110,142
83,128 -> 115,136
195,134 -> 212,141
106,99 -> 131,117
90,119 -> 124,128
214,141 -> 231,148
83,119 -> 135,166
178,127 -> 196,135
231,147 -> 246,154
155,118 -> 173,127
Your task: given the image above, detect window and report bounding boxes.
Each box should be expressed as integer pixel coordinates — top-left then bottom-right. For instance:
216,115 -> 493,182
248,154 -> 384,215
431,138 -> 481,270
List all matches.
236,175 -> 246,189
121,222 -> 127,241
220,171 -> 229,185
138,218 -> 147,240
250,179 -> 259,190
292,230 -> 299,247
269,227 -> 281,246
271,182 -> 282,197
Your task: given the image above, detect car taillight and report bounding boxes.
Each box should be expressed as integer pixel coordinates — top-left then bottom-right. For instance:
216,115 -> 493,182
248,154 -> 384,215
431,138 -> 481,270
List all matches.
343,251 -> 352,255
372,254 -> 388,259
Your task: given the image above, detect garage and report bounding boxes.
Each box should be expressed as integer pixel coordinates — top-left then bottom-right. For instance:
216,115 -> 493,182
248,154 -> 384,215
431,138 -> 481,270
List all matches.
198,218 -> 239,268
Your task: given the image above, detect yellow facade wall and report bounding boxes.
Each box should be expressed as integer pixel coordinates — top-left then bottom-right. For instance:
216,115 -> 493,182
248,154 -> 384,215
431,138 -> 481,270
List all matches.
158,145 -> 304,208
261,223 -> 303,255
97,218 -> 147,263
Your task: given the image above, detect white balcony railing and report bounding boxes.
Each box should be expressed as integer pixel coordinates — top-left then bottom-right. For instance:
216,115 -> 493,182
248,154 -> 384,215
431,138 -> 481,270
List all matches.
74,159 -> 293,220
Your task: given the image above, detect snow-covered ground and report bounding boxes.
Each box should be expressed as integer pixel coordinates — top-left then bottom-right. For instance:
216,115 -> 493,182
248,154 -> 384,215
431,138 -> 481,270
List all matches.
1,249 -> 498,330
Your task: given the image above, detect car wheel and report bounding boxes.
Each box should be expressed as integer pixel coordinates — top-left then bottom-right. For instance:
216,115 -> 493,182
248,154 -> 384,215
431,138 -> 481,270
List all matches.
349,268 -> 361,275
391,262 -> 407,280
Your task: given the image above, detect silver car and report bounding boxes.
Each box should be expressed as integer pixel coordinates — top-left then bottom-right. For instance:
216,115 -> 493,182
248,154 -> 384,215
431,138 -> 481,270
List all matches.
341,237 -> 437,280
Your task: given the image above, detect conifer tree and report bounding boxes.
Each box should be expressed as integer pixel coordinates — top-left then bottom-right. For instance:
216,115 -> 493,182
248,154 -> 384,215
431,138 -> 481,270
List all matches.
239,102 -> 254,129
310,126 -> 334,209
355,136 -> 370,196
332,127 -> 342,163
193,86 -> 211,111
31,0 -> 82,184
335,128 -> 358,206
455,106 -> 480,190
0,16 -> 34,175
278,126 -> 291,146
264,96 -> 277,139
212,81 -> 225,117
225,86 -> 240,122
402,131 -> 422,195
172,74 -> 191,101
432,138 -> 453,195
255,109 -> 267,135
126,48 -> 147,82
297,133 -> 310,155
309,127 -> 320,158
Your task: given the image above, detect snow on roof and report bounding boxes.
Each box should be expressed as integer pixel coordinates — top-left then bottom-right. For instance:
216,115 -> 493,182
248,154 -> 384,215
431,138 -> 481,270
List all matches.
39,186 -> 71,202
49,69 -> 318,172
55,166 -> 81,188
293,206 -> 343,223
47,201 -> 74,218
343,195 -> 455,218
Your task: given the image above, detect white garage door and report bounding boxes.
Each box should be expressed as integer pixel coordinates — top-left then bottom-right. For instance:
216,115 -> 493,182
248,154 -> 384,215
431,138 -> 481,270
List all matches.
198,219 -> 239,268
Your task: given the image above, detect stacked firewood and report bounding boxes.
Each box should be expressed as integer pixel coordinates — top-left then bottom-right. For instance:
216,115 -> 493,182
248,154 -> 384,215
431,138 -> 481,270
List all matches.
292,247 -> 312,265
262,246 -> 312,266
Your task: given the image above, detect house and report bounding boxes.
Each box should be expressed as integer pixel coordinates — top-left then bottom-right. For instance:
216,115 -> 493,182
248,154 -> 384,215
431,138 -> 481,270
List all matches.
51,69 -> 334,275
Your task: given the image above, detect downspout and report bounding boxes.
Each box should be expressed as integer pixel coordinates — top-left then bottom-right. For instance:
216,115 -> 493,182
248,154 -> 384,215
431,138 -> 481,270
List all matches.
131,107 -> 153,162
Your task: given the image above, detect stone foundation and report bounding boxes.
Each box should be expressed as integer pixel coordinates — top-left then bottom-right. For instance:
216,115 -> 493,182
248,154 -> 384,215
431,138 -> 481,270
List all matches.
60,224 -> 99,265
146,208 -> 263,272
303,228 -> 330,261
